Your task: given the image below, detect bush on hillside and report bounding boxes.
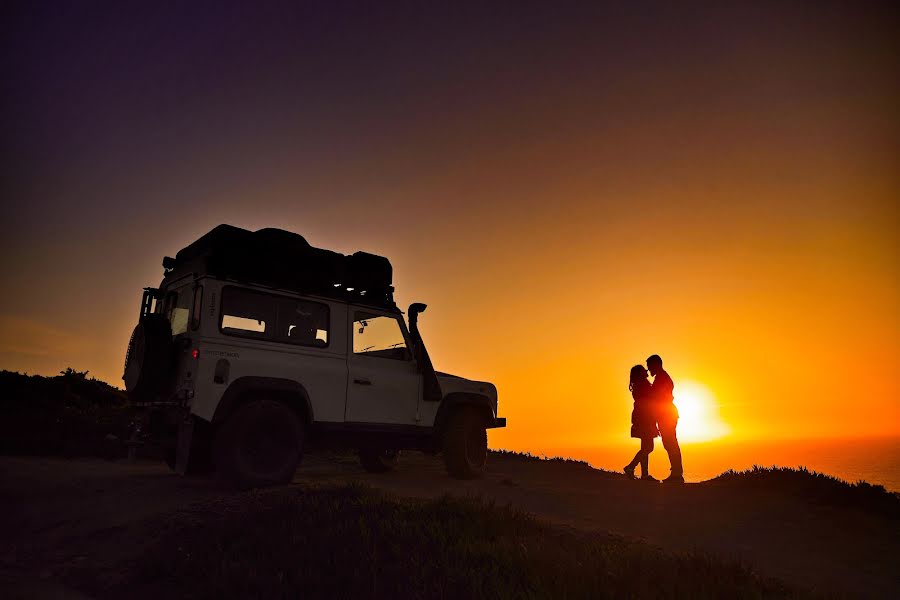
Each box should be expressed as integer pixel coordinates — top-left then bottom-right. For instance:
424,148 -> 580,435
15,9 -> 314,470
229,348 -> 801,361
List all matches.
0,369 -> 133,457
490,448 -> 600,469
711,465 -> 900,519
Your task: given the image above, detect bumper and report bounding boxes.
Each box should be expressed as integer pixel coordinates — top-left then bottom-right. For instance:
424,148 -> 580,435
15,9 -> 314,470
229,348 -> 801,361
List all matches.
487,417 -> 507,429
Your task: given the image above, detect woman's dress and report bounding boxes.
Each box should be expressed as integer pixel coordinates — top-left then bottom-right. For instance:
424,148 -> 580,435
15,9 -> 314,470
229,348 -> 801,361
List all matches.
630,382 -> 659,439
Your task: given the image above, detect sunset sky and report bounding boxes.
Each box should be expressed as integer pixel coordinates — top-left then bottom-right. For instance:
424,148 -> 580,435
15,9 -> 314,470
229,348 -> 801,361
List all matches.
2,2 -> 898,452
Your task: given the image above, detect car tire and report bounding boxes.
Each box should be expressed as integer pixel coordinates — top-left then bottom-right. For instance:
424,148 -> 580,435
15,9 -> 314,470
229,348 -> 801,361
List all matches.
358,448 -> 399,473
214,399 -> 303,489
442,407 -> 488,479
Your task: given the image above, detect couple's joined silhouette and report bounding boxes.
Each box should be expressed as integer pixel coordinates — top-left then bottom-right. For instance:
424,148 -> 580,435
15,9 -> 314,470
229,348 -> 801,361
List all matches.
624,354 -> 684,484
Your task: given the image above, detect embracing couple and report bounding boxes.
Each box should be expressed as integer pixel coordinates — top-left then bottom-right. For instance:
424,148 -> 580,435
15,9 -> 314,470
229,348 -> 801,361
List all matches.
624,354 -> 684,484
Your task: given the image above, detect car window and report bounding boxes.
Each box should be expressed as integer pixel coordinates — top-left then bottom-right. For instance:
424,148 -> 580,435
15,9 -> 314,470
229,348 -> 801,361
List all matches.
166,287 -> 192,336
220,287 -> 329,347
353,312 -> 409,360
279,296 -> 329,346
222,315 -> 267,334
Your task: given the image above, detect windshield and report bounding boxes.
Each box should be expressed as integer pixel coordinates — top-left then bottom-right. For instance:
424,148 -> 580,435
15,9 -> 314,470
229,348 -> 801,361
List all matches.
353,312 -> 410,360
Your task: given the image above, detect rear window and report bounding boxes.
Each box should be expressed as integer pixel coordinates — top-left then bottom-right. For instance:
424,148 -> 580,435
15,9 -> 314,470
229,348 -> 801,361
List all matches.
165,287 -> 193,336
220,287 -> 329,347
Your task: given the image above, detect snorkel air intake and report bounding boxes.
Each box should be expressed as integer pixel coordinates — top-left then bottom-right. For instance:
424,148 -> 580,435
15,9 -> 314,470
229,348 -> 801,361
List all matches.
409,303 -> 442,402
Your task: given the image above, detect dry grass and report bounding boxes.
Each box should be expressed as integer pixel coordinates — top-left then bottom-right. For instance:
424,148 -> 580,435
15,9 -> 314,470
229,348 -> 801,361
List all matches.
113,483 -> 809,600
710,465 -> 900,518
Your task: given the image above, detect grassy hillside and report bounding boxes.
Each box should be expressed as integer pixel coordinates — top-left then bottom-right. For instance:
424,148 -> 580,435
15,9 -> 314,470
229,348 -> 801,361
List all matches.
0,369 -> 132,457
109,484 -> 803,600
710,465 -> 900,518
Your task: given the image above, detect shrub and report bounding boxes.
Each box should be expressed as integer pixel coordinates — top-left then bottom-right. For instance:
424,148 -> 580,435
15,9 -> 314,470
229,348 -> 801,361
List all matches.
710,465 -> 900,519
0,369 -> 133,457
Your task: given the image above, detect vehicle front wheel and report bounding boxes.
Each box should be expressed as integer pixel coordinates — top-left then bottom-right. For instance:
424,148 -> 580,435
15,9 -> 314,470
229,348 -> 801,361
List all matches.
358,448 -> 399,473
214,399 -> 303,489
442,407 -> 488,479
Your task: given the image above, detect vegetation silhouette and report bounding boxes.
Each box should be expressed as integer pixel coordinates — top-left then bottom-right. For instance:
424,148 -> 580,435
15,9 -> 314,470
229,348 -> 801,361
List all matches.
489,448 -> 599,469
710,465 -> 900,519
122,484 -> 803,600
0,369 -> 130,457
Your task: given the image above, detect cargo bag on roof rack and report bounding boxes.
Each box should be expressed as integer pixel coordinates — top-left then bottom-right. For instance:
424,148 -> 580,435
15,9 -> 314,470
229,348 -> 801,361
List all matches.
169,225 -> 394,306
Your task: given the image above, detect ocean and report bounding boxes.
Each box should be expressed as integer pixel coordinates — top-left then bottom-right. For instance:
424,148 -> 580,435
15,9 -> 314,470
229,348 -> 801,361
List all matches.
533,436 -> 900,492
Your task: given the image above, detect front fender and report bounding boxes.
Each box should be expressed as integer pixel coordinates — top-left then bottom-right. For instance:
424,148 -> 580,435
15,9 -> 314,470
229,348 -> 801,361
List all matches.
434,392 -> 504,436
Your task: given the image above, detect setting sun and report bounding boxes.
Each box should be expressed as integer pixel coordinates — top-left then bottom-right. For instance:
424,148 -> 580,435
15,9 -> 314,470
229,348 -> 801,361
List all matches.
673,381 -> 730,442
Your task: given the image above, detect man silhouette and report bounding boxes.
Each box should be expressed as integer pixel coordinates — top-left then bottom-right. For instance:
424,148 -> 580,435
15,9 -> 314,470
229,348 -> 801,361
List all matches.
648,354 -> 683,484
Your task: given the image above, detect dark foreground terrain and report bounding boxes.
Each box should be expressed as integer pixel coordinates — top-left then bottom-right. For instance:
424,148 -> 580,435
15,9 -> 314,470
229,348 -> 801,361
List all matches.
2,453 -> 898,599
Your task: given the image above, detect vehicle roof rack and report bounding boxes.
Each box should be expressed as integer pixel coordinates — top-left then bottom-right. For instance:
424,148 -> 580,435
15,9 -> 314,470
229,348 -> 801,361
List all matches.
164,225 -> 395,309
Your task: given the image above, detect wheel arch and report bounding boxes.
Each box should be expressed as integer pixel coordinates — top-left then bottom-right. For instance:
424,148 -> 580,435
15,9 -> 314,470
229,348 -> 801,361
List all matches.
433,392 -> 495,437
212,376 -> 314,427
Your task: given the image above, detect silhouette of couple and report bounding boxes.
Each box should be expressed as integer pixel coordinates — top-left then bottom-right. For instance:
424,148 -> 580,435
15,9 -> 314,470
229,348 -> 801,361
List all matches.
624,354 -> 684,484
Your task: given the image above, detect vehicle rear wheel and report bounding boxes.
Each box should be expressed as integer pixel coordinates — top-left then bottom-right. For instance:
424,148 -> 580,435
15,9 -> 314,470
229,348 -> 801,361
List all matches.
358,448 -> 399,473
214,399 -> 303,489
442,407 -> 488,479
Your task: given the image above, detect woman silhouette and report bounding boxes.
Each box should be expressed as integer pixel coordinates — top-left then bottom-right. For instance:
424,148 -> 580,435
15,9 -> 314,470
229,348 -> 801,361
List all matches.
624,364 -> 659,481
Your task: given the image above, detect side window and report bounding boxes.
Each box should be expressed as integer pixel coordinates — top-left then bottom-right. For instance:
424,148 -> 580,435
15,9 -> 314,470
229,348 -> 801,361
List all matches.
220,287 -> 330,347
280,297 -> 329,347
353,312 -> 410,360
166,288 -> 192,336
220,288 -> 274,339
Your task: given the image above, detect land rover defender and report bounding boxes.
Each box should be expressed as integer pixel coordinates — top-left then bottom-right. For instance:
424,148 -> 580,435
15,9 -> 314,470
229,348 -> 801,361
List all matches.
123,225 -> 505,488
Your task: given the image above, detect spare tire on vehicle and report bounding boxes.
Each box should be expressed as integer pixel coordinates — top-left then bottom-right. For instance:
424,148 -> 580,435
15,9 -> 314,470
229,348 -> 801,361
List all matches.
123,314 -> 174,401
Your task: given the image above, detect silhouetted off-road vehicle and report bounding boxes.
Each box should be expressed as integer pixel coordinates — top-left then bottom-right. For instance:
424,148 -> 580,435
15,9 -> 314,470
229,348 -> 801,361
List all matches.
123,225 -> 505,488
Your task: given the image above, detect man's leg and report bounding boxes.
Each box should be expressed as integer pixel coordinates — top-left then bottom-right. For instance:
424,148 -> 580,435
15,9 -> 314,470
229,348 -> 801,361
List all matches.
659,418 -> 683,479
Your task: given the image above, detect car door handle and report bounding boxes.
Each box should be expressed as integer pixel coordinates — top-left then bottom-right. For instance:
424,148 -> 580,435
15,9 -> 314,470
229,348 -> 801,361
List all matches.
353,378 -> 372,386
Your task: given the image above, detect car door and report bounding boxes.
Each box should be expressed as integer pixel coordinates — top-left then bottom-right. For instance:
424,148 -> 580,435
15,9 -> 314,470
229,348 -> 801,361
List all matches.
345,309 -> 421,425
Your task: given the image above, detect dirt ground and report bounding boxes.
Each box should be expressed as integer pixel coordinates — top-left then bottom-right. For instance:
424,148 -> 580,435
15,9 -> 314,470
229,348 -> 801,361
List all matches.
1,452 -> 897,598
